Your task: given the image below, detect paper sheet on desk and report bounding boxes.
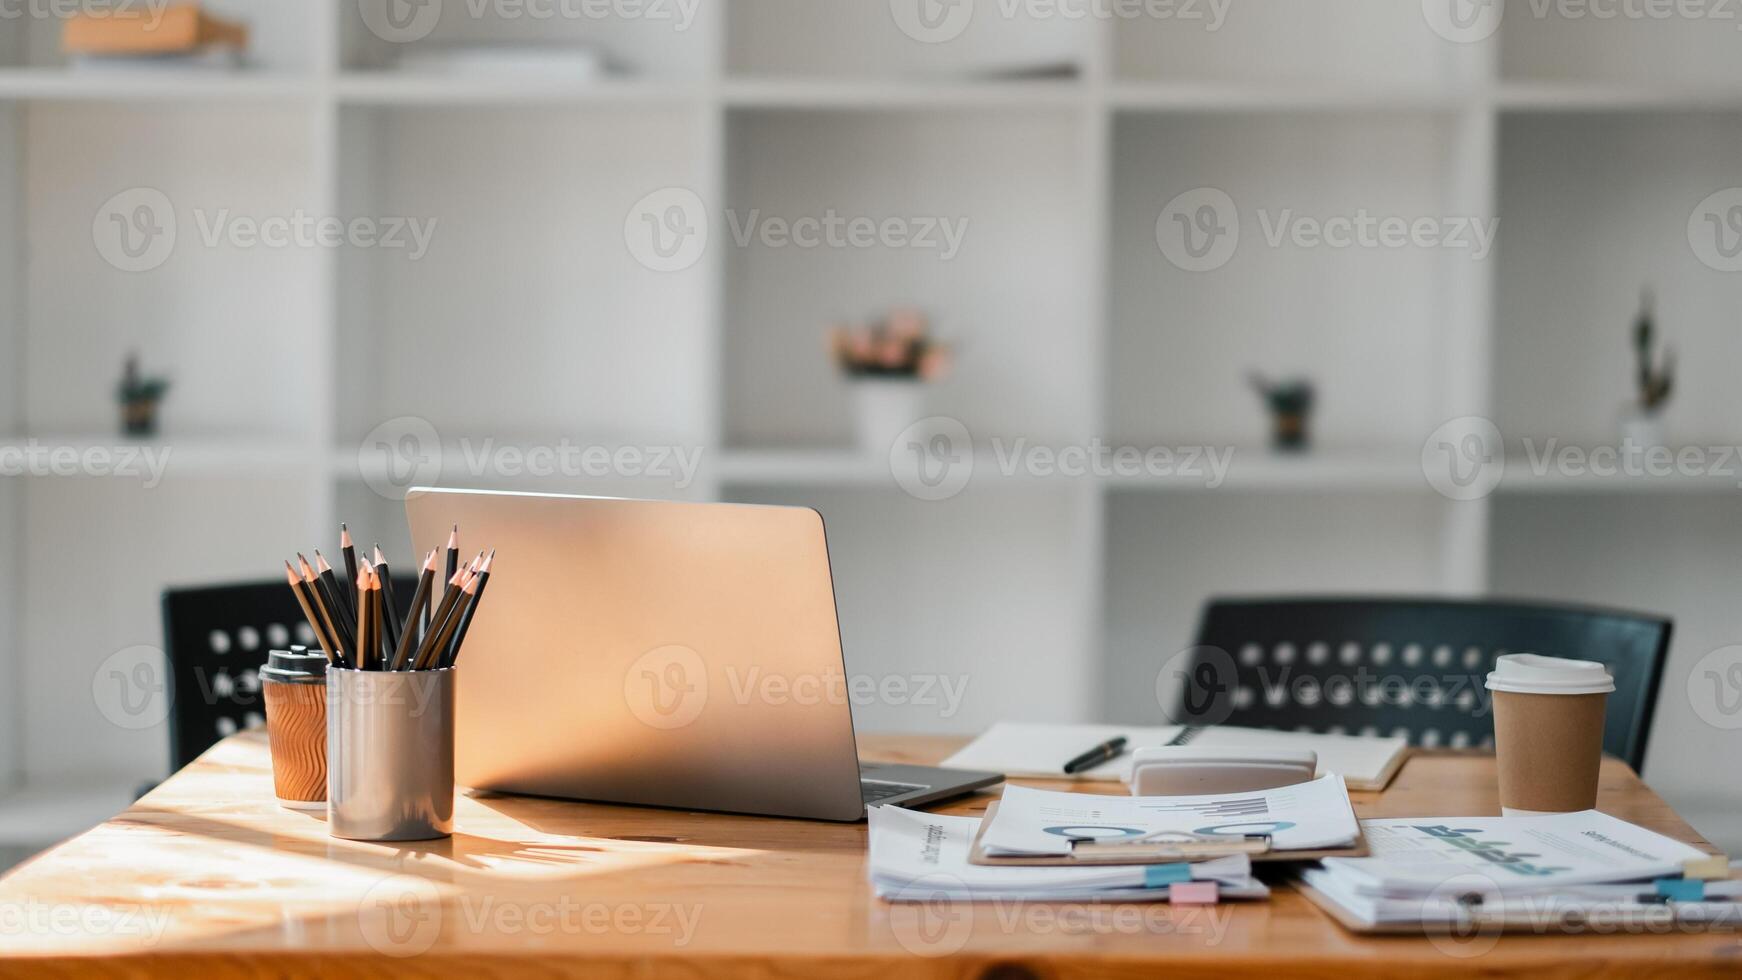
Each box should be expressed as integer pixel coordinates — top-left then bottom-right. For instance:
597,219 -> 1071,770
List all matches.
978,774 -> 1360,857
868,805 -> 1268,901
941,722 -> 1409,789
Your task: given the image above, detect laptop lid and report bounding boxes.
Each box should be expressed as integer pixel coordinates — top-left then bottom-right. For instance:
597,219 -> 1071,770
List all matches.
405,488 -> 867,821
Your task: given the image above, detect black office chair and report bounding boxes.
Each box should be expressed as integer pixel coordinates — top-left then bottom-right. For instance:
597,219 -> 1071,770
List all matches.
1173,597 -> 1671,773
160,577 -> 419,771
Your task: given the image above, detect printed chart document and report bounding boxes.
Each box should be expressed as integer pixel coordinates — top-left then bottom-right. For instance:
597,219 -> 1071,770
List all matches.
978,774 -> 1360,858
1311,811 -> 1709,898
868,805 -> 1268,902
942,722 -> 1408,790
1300,811 -> 1730,928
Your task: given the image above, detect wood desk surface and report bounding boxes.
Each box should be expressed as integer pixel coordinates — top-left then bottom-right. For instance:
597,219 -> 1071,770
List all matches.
0,732 -> 1734,978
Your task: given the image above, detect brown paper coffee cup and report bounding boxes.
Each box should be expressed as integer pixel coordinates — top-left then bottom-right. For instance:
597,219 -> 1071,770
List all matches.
1486,654 -> 1612,815
262,647 -> 328,810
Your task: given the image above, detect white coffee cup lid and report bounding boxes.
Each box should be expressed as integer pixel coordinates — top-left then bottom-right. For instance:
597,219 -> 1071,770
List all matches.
1486,653 -> 1615,695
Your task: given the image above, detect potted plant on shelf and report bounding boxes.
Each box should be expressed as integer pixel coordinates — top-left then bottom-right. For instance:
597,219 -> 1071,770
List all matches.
830,308 -> 953,454
1620,288 -> 1674,452
1249,371 -> 1315,452
117,352 -> 171,437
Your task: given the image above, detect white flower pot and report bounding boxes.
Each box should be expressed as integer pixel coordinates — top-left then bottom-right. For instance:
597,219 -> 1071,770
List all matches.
851,380 -> 925,456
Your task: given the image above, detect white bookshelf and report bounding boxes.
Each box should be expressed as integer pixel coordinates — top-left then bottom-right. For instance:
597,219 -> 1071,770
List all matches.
0,0 -> 1738,853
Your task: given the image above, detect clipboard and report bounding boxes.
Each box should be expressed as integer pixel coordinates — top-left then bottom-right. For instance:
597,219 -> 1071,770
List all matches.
967,801 -> 1369,866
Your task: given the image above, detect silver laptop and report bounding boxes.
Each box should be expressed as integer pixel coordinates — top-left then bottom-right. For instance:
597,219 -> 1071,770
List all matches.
405,487 -> 1002,821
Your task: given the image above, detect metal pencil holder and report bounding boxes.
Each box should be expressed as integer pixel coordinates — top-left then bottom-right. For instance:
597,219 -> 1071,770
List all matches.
327,666 -> 456,841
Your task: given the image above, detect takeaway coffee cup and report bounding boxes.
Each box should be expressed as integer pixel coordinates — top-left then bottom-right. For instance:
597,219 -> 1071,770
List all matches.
1485,653 -> 1614,816
261,646 -> 329,810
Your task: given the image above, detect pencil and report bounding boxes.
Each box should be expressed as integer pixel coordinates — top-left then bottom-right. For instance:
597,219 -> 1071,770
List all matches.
285,561 -> 337,665
374,545 -> 402,657
389,549 -> 437,671
419,573 -> 470,672
299,555 -> 351,667
443,549 -> 492,668
435,525 -> 456,633
341,523 -> 360,619
314,549 -> 350,622
356,565 -> 375,670
412,567 -> 469,670
311,552 -> 355,659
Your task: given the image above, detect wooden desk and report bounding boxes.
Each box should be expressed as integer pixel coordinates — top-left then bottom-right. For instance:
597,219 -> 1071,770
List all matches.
0,732 -> 1733,978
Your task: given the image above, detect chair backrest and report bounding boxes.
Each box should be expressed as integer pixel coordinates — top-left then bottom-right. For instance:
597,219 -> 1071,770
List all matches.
160,577 -> 420,771
1179,597 -> 1672,773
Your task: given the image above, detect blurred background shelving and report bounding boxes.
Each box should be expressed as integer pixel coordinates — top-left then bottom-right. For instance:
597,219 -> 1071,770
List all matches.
0,0 -> 1739,859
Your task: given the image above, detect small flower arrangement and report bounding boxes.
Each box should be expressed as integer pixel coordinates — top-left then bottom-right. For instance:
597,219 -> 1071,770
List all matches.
829,308 -> 953,382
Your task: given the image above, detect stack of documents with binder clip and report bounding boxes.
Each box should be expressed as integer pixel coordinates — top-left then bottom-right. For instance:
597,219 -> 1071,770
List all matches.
1298,811 -> 1742,932
868,804 -> 1268,903
972,774 -> 1363,865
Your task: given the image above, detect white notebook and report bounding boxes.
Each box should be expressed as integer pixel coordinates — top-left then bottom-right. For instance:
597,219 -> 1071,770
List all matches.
942,722 -> 1409,791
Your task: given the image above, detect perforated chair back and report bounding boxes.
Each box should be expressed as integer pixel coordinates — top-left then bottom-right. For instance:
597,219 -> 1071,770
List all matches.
1178,597 -> 1671,772
160,577 -> 420,771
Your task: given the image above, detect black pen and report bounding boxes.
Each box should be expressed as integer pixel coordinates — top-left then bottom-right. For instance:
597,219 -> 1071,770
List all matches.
1063,736 -> 1128,775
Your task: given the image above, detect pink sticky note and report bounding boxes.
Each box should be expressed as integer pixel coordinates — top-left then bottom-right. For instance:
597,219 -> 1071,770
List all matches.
1170,881 -> 1219,905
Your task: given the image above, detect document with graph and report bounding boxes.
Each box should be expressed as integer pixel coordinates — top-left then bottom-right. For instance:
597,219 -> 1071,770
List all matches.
977,774 -> 1360,858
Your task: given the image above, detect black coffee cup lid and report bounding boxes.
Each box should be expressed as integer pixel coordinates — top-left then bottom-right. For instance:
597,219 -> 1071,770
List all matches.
262,646 -> 327,684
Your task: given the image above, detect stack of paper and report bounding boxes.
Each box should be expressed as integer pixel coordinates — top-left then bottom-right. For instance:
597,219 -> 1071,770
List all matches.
943,722 -> 1409,790
977,775 -> 1361,858
1300,811 -> 1738,928
869,805 -> 1268,902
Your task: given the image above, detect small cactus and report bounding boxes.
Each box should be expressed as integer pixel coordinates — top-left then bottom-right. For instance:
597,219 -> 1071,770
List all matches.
1633,288 -> 1674,414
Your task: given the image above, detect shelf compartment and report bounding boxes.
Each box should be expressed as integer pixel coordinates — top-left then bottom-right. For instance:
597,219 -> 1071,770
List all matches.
333,104 -> 712,450
1494,111 -> 1742,451
1108,110 -> 1473,453
723,107 -> 1095,451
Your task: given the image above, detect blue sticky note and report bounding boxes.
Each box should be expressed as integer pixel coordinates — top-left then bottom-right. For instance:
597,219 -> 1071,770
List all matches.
1144,863 -> 1194,887
1654,878 -> 1705,902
